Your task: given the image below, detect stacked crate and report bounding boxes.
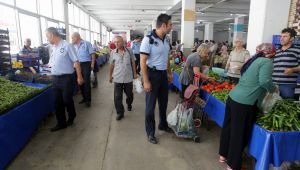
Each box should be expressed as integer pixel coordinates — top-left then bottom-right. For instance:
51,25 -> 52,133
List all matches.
0,29 -> 11,76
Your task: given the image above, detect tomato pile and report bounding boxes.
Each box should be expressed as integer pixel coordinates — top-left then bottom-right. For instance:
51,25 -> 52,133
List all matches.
201,81 -> 234,93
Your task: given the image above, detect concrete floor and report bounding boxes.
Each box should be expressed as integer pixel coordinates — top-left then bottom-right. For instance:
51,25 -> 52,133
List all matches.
7,65 -> 228,170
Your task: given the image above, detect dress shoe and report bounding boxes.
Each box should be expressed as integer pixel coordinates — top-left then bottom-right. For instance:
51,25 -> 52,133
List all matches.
116,114 -> 124,121
50,124 -> 67,132
127,105 -> 132,111
148,136 -> 157,144
158,126 -> 174,133
79,99 -> 87,104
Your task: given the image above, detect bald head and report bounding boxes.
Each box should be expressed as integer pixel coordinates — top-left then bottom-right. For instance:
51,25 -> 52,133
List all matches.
24,38 -> 31,47
114,36 -> 125,50
71,32 -> 81,44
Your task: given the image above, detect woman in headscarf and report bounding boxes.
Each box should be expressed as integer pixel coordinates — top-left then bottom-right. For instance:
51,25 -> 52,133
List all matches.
219,43 -> 278,170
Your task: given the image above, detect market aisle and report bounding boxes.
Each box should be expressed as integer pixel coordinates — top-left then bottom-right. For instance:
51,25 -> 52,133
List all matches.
7,65 -> 226,170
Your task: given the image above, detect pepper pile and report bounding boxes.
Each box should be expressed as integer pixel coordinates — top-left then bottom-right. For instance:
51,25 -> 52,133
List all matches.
170,64 -> 183,74
257,100 -> 300,131
0,78 -> 41,114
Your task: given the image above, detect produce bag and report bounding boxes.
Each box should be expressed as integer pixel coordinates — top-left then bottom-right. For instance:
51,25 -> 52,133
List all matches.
133,78 -> 143,94
90,71 -> 95,82
178,108 -> 194,133
167,103 -> 184,127
261,92 -> 282,114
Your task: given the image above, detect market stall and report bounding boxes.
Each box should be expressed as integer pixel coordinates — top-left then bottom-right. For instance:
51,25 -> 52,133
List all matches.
0,79 -> 54,169
172,71 -> 300,170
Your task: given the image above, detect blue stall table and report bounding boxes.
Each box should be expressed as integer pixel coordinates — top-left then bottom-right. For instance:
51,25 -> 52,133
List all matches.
172,72 -> 182,91
200,90 -> 300,170
0,85 -> 54,169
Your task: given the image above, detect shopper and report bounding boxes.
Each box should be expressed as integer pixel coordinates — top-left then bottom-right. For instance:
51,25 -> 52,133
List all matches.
225,37 -> 250,84
179,44 -> 211,99
140,13 -> 173,144
131,36 -> 142,75
46,27 -> 84,132
71,32 -> 96,107
109,36 -> 137,121
174,50 -> 184,65
272,28 -> 300,99
219,43 -> 278,170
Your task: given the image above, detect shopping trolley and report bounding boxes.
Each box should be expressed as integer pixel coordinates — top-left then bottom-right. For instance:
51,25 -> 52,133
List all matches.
168,74 -> 210,143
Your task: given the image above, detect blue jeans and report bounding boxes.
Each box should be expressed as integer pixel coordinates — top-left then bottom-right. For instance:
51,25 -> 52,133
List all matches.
278,84 -> 296,99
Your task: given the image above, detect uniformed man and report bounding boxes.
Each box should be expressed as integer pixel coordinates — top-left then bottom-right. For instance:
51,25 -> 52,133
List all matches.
45,27 -> 84,132
131,36 -> 142,75
71,32 -> 96,107
140,14 -> 173,144
109,36 -> 137,121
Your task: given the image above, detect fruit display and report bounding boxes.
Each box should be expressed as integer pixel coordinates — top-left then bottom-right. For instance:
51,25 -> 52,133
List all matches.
208,70 -> 221,80
170,63 -> 183,74
257,100 -> 300,131
211,89 -> 230,103
96,47 -> 110,56
0,78 -> 42,114
202,81 -> 234,93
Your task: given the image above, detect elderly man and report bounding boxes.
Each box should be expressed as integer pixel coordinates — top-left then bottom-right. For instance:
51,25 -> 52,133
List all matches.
21,38 -> 33,53
45,27 -> 84,132
71,32 -> 96,107
109,36 -> 137,121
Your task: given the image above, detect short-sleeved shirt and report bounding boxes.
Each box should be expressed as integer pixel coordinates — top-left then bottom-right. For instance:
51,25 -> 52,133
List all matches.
227,48 -> 250,78
140,30 -> 171,70
272,45 -> 300,84
74,40 -> 95,62
51,40 -> 78,75
131,41 -> 141,54
179,52 -> 201,85
109,48 -> 135,83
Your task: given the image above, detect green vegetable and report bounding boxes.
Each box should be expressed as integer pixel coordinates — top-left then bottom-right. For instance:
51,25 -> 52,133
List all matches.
211,89 -> 230,103
257,100 -> 300,132
0,78 -> 43,114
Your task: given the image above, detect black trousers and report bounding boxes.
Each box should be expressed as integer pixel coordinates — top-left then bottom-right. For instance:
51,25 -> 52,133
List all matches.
80,62 -> 91,102
180,84 -> 189,99
52,74 -> 76,126
145,70 -> 169,137
92,60 -> 98,87
219,97 -> 257,170
135,54 -> 140,74
114,82 -> 133,116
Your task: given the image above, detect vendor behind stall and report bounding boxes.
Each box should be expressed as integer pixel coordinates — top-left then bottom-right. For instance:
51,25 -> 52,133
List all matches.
19,38 -> 37,74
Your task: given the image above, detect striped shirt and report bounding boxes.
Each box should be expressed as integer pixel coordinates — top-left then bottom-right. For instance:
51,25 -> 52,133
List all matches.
272,45 -> 300,84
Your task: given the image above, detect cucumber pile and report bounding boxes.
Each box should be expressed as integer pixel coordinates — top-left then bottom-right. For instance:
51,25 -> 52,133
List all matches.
257,100 -> 300,131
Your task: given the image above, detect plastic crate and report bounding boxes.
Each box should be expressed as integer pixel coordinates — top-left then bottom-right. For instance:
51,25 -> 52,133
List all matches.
8,73 -> 34,83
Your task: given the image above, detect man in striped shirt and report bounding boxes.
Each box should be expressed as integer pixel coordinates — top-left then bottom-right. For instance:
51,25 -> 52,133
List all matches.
272,28 -> 300,99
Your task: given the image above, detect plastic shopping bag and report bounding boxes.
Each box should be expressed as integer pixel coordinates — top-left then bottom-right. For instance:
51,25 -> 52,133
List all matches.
167,103 -> 184,127
178,108 -> 194,133
90,71 -> 95,82
261,92 -> 282,113
133,78 -> 143,94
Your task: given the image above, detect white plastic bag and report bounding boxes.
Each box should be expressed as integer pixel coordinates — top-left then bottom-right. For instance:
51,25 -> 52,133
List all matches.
90,71 -> 95,82
167,106 -> 178,127
133,78 -> 143,94
262,92 -> 282,113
